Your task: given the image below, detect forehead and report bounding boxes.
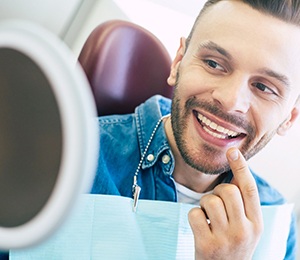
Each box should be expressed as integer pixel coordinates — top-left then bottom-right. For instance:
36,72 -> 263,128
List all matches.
193,1 -> 300,47
187,0 -> 300,90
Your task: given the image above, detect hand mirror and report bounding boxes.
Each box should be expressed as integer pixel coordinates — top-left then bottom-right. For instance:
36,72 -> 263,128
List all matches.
0,20 -> 98,250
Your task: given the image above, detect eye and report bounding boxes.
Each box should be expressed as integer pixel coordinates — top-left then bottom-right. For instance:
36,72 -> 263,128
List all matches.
203,59 -> 225,72
253,82 -> 277,95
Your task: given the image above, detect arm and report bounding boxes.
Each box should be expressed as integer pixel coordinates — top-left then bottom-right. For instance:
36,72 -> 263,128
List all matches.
188,148 -> 263,260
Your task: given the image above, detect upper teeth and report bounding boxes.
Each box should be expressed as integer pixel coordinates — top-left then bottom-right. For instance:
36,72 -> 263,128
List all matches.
197,113 -> 240,138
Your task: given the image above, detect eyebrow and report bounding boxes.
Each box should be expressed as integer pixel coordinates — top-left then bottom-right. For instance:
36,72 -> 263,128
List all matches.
198,41 -> 233,60
258,68 -> 290,88
198,41 -> 290,88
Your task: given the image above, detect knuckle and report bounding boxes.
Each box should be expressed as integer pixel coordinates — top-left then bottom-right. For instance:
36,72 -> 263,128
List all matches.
243,183 -> 258,198
188,207 -> 208,226
214,183 -> 240,197
201,194 -> 222,210
231,221 -> 263,247
233,162 -> 248,174
188,207 -> 200,220
233,228 -> 249,243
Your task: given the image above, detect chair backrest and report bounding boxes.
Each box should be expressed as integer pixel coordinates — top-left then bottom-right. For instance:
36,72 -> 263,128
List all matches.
78,20 -> 173,116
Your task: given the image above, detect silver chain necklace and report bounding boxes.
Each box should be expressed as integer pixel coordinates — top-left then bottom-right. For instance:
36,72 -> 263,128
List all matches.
132,114 -> 170,212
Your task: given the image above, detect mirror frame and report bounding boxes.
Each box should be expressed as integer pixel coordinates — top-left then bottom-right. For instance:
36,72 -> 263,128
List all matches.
0,20 -> 98,250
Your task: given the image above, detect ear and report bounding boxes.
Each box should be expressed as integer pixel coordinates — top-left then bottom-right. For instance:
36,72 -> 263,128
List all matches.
167,37 -> 186,87
277,104 -> 300,136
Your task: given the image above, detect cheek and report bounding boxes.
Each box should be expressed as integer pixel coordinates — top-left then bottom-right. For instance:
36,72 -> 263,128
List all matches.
251,106 -> 283,137
176,67 -> 214,98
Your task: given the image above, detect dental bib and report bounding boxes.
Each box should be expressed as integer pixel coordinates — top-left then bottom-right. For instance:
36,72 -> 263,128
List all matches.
10,194 -> 293,260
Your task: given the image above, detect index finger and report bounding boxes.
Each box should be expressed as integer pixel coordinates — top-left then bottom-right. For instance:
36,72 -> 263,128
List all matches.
226,147 -> 262,222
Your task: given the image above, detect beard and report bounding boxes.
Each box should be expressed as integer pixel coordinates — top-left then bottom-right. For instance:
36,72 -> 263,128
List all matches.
170,72 -> 277,175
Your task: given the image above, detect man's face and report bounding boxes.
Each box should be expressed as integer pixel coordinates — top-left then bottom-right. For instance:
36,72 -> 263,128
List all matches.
168,1 -> 300,174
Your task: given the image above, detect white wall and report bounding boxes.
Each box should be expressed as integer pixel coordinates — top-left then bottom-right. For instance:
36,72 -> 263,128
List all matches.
68,0 -> 204,58
0,0 -> 83,37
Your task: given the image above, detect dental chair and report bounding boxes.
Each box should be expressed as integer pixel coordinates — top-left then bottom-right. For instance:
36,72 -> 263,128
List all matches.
78,20 -> 173,116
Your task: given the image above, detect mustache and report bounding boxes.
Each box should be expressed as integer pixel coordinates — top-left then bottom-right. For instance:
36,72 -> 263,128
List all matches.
185,96 -> 255,137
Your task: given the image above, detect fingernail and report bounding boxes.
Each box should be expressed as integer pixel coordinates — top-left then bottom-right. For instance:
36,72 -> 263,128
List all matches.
229,149 -> 239,161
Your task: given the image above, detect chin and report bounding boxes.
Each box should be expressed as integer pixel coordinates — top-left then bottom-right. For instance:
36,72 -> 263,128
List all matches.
181,147 -> 231,175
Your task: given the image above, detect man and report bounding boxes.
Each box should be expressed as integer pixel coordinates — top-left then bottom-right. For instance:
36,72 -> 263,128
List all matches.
92,0 -> 300,259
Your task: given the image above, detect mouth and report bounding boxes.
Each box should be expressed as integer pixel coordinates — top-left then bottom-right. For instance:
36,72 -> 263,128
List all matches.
195,111 -> 246,141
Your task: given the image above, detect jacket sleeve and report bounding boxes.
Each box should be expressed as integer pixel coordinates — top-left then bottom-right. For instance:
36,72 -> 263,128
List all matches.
284,212 -> 297,260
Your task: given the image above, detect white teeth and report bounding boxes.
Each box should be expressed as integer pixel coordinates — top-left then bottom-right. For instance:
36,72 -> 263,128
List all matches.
197,113 -> 240,138
216,125 -> 224,132
203,126 -> 227,139
210,122 -> 217,130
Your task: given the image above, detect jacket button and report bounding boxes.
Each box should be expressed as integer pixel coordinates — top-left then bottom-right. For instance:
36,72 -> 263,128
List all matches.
162,154 -> 170,164
147,154 -> 155,162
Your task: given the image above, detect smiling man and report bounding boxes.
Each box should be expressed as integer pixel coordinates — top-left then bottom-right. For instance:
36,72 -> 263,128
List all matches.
92,0 -> 300,259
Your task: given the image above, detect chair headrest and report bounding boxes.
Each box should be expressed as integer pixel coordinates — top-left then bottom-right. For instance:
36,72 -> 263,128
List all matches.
78,20 -> 173,116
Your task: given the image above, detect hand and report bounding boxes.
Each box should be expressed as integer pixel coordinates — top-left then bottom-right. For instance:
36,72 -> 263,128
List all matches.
188,147 -> 263,260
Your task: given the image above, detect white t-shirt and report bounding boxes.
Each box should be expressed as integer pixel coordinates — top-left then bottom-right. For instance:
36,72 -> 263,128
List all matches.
175,181 -> 212,205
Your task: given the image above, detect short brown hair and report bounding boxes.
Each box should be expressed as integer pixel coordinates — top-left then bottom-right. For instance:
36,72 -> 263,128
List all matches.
186,0 -> 300,48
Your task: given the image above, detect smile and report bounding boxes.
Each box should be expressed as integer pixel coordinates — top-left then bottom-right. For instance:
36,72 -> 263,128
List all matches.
196,112 -> 241,140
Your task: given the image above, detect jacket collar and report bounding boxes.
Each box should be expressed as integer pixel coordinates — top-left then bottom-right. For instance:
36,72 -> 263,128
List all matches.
134,95 -> 173,171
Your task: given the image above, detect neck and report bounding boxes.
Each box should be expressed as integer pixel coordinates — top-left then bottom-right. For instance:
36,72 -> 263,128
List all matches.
163,115 -> 220,193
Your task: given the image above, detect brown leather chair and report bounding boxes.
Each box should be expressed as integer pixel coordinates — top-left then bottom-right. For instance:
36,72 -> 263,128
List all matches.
78,20 -> 173,116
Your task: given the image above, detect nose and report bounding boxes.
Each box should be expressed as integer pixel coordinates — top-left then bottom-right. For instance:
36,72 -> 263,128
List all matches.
211,74 -> 251,114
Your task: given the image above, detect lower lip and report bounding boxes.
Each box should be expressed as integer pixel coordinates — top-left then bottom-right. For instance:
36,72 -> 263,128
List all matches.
193,112 -> 243,148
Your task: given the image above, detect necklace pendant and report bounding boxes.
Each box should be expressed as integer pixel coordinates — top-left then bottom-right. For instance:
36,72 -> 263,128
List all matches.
132,184 -> 141,212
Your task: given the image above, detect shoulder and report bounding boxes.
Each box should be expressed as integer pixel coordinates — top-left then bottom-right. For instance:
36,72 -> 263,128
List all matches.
251,170 -> 286,205
135,94 -> 172,119
223,170 -> 286,205
98,113 -> 135,126
97,95 -> 171,140
98,95 -> 171,127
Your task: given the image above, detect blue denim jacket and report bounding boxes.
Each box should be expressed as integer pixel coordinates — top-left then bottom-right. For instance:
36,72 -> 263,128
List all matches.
0,95 -> 295,259
91,95 -> 297,259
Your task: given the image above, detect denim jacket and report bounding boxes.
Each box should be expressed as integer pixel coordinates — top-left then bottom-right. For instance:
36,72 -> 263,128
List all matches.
92,95 -> 297,259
